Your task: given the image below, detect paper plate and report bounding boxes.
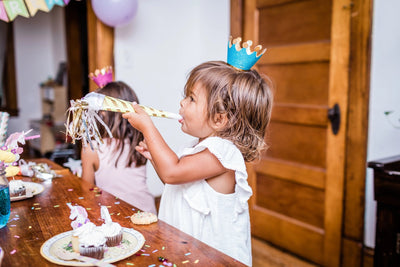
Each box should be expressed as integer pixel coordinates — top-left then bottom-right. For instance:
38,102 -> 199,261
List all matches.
10,182 -> 45,202
40,228 -> 145,266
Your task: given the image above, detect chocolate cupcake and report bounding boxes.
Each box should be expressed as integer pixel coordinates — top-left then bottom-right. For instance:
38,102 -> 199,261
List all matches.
99,205 -> 123,247
78,229 -> 107,260
99,221 -> 123,247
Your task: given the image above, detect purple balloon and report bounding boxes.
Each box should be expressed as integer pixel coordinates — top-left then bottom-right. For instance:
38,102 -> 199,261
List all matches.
91,0 -> 138,27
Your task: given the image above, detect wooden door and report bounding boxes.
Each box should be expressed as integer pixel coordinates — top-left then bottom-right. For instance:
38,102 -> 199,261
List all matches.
65,0 -> 89,100
86,0 -> 114,92
240,0 -> 354,266
65,0 -> 114,99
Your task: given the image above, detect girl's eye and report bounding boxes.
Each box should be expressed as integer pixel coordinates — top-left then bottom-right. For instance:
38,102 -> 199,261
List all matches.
189,96 -> 195,102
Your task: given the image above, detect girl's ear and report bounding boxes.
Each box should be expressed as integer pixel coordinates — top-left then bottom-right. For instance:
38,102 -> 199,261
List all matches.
212,113 -> 228,130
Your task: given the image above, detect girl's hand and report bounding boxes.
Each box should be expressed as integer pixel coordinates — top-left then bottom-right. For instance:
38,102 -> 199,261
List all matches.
122,102 -> 153,133
135,140 -> 153,161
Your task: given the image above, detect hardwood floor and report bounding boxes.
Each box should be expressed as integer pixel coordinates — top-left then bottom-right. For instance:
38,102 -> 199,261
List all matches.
252,237 -> 319,267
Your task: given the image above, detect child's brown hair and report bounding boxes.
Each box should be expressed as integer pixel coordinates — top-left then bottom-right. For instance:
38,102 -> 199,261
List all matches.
184,61 -> 273,161
96,81 -> 147,167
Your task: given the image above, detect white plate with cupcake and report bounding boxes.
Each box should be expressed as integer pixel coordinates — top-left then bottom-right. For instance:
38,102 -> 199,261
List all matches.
9,180 -> 45,202
40,227 -> 145,266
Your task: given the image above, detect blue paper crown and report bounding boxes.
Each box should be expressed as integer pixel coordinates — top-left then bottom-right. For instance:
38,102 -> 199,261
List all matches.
227,36 -> 266,71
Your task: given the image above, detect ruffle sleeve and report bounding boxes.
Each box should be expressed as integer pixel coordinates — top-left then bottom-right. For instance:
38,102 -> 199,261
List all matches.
179,137 -> 253,216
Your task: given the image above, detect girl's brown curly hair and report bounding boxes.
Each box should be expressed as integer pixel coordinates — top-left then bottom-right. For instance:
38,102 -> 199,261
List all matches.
96,82 -> 147,167
184,61 -> 273,162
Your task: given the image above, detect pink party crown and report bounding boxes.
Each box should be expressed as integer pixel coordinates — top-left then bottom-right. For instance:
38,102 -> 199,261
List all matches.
227,36 -> 266,71
89,66 -> 113,88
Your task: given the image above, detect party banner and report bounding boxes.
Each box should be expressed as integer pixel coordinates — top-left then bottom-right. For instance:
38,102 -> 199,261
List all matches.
3,0 -> 29,21
0,0 -> 70,22
44,0 -> 64,11
0,1 -> 9,22
25,0 -> 49,16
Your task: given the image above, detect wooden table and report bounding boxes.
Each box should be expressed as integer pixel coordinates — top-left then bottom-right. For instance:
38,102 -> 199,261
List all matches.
0,159 -> 245,266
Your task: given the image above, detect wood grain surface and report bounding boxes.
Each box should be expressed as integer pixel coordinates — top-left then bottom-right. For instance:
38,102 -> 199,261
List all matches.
1,159 -> 245,266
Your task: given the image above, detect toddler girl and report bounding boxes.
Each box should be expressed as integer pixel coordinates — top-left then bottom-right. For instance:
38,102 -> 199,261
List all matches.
81,81 -> 156,214
123,59 -> 272,266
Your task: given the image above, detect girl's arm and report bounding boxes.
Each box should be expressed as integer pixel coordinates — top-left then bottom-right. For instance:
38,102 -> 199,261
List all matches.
122,105 -> 227,184
80,146 -> 99,184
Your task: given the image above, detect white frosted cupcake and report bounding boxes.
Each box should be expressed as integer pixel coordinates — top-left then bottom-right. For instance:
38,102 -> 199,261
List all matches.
71,222 -> 96,253
99,205 -> 123,247
99,222 -> 123,247
9,180 -> 26,197
79,229 -> 107,260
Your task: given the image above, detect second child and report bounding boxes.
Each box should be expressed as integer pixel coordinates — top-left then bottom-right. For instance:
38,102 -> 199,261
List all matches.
81,81 -> 156,214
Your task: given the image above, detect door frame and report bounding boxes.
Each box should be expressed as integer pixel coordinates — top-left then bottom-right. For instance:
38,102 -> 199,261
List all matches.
231,0 -> 373,265
86,0 -> 114,92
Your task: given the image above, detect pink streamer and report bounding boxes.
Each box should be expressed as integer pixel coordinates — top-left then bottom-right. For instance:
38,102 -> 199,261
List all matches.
24,135 -> 40,140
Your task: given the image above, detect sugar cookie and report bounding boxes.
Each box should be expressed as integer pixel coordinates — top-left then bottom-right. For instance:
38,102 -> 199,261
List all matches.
130,211 -> 158,225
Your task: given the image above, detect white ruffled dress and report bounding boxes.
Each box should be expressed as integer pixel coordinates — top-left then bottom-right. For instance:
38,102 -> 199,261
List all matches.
158,137 -> 253,266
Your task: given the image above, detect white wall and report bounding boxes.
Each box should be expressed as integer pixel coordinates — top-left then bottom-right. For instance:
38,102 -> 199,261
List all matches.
8,7 -> 66,134
114,0 -> 230,196
364,0 -> 400,248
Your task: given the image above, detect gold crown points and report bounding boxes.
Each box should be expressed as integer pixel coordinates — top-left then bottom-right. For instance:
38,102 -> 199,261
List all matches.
89,66 -> 113,79
228,36 -> 266,57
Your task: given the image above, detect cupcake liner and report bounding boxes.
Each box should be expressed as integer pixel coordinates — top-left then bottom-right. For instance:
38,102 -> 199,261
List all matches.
79,244 -> 105,260
105,231 -> 123,247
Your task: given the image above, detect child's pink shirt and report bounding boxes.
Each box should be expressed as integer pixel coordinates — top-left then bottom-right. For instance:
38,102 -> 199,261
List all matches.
95,138 -> 156,213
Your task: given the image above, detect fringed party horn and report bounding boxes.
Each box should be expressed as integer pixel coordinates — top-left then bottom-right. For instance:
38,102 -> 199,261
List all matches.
65,66 -> 181,147
65,92 -> 181,147
85,92 -> 182,120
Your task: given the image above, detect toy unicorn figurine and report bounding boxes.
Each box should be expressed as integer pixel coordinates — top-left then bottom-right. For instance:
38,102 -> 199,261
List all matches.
67,203 -> 90,229
0,129 -> 40,177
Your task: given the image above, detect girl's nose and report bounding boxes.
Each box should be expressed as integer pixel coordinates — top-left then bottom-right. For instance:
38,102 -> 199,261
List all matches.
180,98 -> 185,107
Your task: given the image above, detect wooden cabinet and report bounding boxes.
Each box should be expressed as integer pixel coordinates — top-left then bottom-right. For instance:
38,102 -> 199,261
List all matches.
41,84 -> 67,123
369,156 -> 400,267
29,120 -> 58,156
28,82 -> 68,156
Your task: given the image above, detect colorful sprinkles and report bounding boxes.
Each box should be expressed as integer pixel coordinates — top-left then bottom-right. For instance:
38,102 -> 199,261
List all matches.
6,194 -> 205,267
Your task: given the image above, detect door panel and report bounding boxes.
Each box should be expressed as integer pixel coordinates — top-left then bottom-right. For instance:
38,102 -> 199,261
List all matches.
263,63 -> 330,105
251,205 -> 325,263
267,122 -> 327,166
256,158 -> 326,189
245,0 -> 351,266
258,0 -> 332,46
256,174 -> 325,228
